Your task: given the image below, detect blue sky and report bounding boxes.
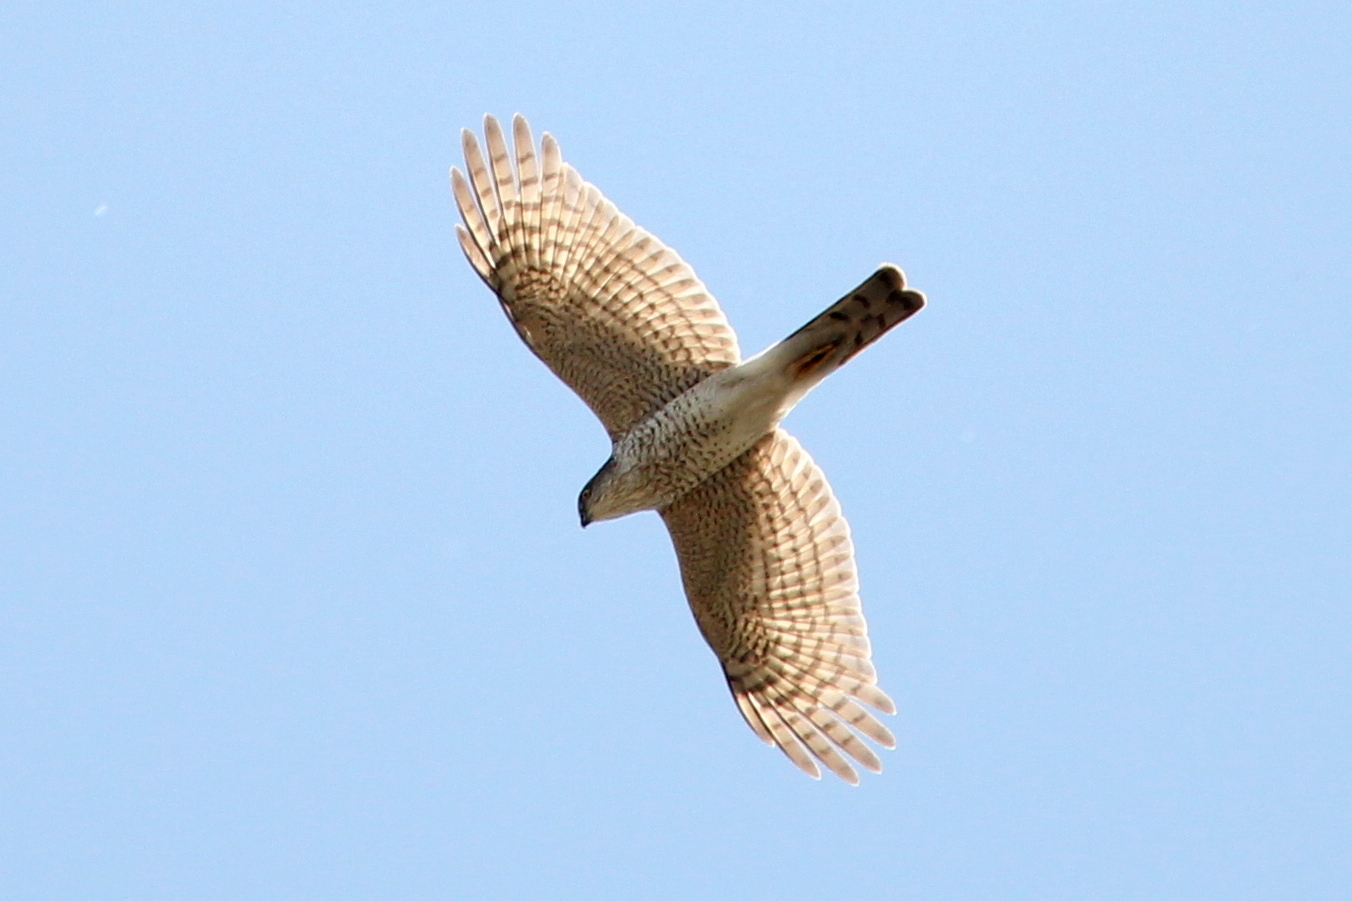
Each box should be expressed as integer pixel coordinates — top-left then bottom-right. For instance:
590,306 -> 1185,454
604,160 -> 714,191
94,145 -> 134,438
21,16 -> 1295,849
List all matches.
2,1 -> 1349,898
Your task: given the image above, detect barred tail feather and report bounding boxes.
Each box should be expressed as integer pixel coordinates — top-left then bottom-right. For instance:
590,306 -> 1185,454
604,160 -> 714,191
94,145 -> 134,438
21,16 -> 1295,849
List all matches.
781,265 -> 925,385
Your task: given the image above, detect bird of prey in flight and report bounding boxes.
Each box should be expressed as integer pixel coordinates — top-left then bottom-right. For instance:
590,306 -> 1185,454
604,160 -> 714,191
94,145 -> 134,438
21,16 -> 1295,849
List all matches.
451,114 -> 924,782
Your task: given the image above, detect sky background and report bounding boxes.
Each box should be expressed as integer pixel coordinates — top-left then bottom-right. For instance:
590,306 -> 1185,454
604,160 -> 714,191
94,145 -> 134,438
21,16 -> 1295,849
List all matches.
3,1 -> 1350,898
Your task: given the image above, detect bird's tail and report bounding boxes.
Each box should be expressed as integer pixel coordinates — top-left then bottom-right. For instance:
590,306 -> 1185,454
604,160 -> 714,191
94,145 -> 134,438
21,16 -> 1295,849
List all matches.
778,265 -> 925,385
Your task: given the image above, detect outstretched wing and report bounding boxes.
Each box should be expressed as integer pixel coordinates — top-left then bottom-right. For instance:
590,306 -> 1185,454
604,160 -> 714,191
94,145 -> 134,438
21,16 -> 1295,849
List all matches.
452,114 -> 741,439
660,429 -> 895,783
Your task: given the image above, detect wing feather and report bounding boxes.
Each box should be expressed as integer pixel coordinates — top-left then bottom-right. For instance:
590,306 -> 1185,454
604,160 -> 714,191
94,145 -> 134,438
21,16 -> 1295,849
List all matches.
460,128 -> 501,244
732,690 -> 775,746
454,222 -> 492,286
452,114 -> 741,438
512,115 -> 543,271
661,429 -> 895,782
748,694 -> 820,780
451,169 -> 492,279
537,134 -> 565,273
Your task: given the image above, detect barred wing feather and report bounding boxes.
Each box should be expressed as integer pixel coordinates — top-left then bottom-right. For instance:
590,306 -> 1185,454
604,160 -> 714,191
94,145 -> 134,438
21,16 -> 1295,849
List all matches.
660,429 -> 895,783
452,114 -> 742,439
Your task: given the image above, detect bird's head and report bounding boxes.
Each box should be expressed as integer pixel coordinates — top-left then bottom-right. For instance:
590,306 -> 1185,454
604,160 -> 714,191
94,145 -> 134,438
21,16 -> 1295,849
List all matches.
577,456 -> 647,527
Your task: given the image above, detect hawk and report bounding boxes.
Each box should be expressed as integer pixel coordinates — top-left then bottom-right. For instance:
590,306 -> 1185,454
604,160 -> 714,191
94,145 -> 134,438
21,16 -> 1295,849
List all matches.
451,115 -> 925,782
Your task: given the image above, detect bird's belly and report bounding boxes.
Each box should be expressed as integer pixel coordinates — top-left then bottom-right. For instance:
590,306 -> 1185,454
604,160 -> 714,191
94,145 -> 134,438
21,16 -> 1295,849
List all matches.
615,368 -> 792,509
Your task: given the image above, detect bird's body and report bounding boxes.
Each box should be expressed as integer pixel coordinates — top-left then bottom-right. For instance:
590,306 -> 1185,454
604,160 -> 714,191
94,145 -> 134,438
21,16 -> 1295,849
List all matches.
452,114 -> 925,782
583,347 -> 806,524
584,267 -> 924,524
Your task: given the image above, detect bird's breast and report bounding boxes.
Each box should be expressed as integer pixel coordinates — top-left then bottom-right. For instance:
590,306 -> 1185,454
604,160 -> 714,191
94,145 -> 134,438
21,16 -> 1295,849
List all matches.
611,364 -> 796,509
